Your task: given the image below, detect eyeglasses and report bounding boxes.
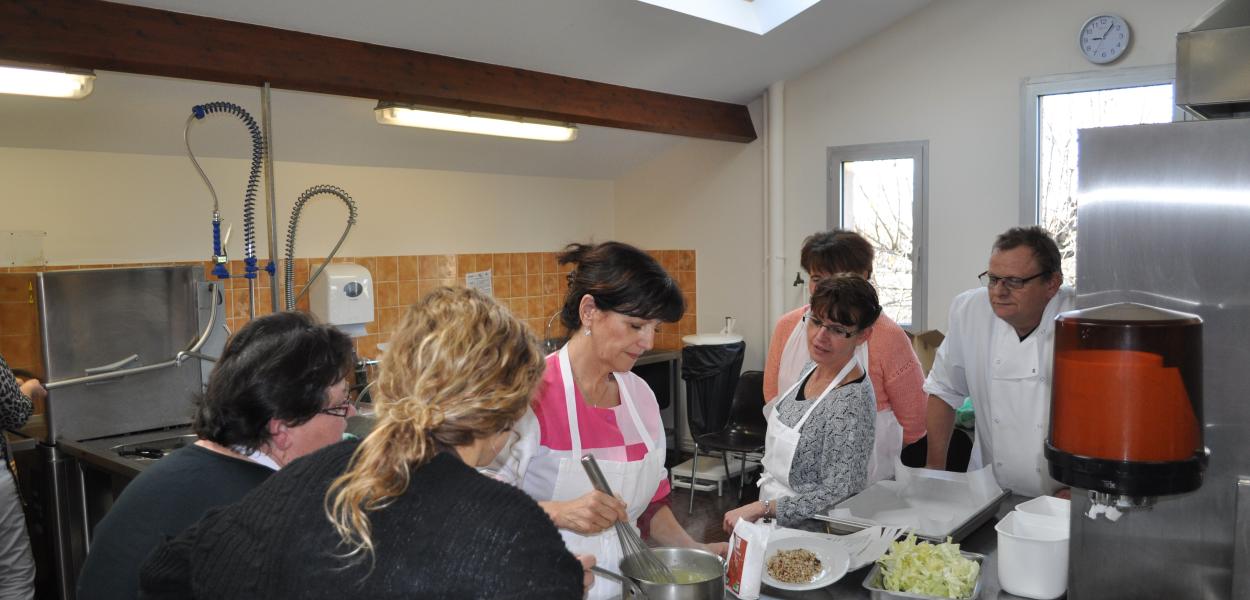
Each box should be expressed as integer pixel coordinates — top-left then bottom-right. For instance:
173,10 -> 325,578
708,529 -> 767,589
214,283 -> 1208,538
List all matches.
978,271 -> 1050,291
803,312 -> 858,339
318,394 -> 359,419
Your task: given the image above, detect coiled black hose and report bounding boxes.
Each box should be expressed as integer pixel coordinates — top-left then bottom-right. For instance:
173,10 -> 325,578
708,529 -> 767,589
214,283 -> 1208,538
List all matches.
284,185 -> 358,310
189,101 -> 266,278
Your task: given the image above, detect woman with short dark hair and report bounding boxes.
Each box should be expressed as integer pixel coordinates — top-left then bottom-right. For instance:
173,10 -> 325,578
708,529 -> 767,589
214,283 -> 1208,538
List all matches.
725,275 -> 881,531
77,312 -> 354,600
498,241 -> 724,600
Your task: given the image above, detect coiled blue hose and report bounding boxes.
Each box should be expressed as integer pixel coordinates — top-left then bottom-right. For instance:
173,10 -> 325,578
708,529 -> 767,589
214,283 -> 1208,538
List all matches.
189,101 -> 266,279
284,185 -> 358,310
210,219 -> 229,279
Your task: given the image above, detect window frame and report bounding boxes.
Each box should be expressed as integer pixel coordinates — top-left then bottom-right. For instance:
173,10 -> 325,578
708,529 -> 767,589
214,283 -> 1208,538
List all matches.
826,140 -> 929,331
1019,65 -> 1181,225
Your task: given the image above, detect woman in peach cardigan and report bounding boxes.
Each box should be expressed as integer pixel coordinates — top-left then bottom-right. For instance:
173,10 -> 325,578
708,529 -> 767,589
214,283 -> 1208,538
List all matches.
763,230 -> 927,483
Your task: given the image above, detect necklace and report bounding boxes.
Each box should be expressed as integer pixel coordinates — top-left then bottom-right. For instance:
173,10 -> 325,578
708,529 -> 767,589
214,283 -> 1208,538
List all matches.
580,374 -> 619,408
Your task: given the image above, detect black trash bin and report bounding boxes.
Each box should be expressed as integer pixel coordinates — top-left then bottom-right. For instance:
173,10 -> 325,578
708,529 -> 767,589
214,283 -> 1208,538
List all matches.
681,338 -> 745,438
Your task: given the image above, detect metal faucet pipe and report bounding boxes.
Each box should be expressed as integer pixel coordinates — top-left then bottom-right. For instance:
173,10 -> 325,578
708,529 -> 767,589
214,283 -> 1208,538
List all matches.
262,83 -> 281,313
283,185 -> 358,310
185,101 -> 267,286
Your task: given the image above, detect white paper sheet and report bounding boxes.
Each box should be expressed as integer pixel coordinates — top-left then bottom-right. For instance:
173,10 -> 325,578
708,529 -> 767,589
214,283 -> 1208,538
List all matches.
821,457 -> 1004,540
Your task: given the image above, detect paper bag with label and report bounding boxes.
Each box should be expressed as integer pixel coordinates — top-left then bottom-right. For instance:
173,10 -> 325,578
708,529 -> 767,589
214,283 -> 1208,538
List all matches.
725,518 -> 773,599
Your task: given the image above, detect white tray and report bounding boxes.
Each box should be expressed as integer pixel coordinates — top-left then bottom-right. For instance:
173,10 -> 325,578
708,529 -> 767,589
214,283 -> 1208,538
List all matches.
814,462 -> 1008,543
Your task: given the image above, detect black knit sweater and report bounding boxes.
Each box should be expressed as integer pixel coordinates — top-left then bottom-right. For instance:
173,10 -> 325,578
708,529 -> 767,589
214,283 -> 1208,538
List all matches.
139,440 -> 584,599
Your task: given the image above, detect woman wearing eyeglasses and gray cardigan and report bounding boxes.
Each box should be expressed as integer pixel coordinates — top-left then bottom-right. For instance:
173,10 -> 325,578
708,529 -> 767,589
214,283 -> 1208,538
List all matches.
763,230 -> 929,486
77,312 -> 355,600
723,275 -> 881,532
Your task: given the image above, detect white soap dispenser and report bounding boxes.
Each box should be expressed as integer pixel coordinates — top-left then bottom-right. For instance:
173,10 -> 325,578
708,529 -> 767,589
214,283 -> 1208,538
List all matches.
309,263 -> 374,337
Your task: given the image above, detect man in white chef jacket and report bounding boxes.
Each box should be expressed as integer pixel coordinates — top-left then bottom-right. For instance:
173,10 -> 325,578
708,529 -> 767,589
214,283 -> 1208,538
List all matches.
923,226 -> 1074,497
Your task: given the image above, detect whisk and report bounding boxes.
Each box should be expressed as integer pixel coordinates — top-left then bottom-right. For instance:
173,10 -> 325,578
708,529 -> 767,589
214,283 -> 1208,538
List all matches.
580,455 -> 676,584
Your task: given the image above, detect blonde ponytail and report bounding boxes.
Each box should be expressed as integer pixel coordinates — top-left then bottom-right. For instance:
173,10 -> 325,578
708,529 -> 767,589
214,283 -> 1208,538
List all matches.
325,287 -> 544,563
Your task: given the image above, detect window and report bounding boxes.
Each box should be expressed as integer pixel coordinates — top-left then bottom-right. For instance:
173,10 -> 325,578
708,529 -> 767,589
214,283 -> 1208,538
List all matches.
828,141 -> 928,329
1022,67 -> 1179,286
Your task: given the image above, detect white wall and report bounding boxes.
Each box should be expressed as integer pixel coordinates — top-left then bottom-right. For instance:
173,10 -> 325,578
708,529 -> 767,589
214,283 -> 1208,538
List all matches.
0,147 -> 614,264
783,0 -> 1213,331
614,103 -> 766,370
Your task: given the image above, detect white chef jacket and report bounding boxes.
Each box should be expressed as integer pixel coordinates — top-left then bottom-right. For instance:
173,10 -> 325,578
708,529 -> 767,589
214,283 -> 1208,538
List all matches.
923,286 -> 1074,497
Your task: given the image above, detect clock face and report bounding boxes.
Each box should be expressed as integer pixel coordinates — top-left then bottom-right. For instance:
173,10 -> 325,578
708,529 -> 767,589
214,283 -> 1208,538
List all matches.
1080,15 -> 1130,64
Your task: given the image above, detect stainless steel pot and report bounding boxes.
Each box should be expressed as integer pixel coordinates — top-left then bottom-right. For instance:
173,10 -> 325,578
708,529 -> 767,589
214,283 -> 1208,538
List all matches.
591,547 -> 724,600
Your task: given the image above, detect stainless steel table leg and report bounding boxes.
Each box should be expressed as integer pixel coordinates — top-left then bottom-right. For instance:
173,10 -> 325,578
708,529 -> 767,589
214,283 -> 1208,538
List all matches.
688,444 -> 699,514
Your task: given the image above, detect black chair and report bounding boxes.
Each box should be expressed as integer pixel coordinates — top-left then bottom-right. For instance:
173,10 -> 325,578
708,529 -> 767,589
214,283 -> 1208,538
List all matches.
688,370 -> 767,513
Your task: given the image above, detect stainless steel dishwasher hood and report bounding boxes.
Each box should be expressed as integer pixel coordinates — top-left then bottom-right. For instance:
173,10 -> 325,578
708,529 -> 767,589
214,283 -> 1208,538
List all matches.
1176,0 -> 1250,119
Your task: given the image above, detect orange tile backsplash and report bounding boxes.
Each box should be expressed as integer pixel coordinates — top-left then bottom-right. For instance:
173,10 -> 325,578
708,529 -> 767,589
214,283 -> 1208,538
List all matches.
0,249 -> 697,413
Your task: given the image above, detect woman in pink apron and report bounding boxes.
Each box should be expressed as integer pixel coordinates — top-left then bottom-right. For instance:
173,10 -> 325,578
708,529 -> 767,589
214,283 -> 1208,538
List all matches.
763,230 -> 927,483
499,241 -> 727,600
723,275 -> 881,531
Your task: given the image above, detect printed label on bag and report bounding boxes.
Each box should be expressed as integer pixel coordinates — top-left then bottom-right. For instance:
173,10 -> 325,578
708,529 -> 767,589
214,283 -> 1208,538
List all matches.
726,534 -> 748,593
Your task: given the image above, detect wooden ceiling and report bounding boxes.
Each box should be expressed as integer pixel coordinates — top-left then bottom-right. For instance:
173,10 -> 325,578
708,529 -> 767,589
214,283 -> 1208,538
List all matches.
0,0 -> 757,142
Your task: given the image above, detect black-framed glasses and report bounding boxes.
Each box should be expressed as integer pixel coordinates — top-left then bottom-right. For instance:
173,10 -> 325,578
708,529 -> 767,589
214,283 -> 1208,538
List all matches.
803,312 -> 858,339
318,399 -> 357,418
978,271 -> 1049,291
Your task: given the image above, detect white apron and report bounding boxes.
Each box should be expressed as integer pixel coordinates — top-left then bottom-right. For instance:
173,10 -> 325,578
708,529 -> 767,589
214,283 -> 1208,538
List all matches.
757,346 -> 864,503
549,346 -> 666,600
974,319 -> 1053,496
775,315 -> 902,483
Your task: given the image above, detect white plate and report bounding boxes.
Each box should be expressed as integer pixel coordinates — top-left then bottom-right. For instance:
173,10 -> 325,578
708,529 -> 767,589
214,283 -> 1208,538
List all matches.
761,535 -> 850,591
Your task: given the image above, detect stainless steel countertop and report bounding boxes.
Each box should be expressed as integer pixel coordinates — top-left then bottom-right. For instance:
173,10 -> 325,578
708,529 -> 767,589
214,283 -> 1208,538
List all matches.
59,425 -> 195,480
751,495 -> 1037,600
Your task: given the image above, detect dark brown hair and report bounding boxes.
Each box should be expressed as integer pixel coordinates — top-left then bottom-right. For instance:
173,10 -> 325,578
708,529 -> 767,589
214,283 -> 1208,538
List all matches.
192,311 -> 353,452
810,274 -> 882,331
558,241 -> 684,331
993,226 -> 1061,277
800,230 -> 875,278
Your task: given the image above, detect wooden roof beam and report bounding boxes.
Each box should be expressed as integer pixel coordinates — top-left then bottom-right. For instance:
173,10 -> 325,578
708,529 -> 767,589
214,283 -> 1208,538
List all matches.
0,0 -> 757,143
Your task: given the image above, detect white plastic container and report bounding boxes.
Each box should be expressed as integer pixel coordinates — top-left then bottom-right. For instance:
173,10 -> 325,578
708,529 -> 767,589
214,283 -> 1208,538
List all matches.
995,511 -> 1069,599
1013,495 -> 1070,534
1015,495 -> 1070,519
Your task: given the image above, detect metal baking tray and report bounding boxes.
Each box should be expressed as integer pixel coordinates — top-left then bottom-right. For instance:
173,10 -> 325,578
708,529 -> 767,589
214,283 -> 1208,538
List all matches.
862,551 -> 985,599
814,488 -> 1011,543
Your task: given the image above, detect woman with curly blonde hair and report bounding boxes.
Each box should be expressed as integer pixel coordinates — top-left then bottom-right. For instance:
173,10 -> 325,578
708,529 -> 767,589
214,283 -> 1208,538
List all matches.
140,287 -> 591,599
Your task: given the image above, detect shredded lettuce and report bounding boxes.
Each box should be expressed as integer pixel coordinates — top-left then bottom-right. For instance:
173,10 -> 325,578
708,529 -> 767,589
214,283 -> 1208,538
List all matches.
876,534 -> 980,599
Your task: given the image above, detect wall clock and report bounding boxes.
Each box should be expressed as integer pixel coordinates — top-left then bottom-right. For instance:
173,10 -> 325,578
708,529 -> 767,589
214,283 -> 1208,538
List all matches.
1080,15 -> 1131,64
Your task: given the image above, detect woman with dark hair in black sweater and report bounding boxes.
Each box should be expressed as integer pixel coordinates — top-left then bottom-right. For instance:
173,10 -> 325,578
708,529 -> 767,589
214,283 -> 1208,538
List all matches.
78,311 -> 355,600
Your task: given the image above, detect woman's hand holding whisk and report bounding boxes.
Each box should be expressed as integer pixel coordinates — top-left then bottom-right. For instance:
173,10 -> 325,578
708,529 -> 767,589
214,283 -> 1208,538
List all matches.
544,491 -> 628,535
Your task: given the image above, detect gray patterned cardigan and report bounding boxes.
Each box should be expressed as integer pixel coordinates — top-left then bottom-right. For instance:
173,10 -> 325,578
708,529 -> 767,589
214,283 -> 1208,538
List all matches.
773,363 -> 875,528
0,354 -> 34,472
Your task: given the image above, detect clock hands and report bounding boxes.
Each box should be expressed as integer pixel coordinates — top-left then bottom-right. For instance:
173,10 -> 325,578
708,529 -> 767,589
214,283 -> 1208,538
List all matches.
1091,21 -> 1115,41
1092,21 -> 1115,41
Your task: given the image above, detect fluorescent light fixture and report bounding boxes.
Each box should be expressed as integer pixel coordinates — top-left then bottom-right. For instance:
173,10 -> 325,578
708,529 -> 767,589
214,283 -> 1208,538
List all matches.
375,103 -> 578,142
0,62 -> 95,99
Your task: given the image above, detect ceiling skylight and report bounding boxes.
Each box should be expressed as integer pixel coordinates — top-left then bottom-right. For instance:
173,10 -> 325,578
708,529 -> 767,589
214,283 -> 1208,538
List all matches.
636,0 -> 821,35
